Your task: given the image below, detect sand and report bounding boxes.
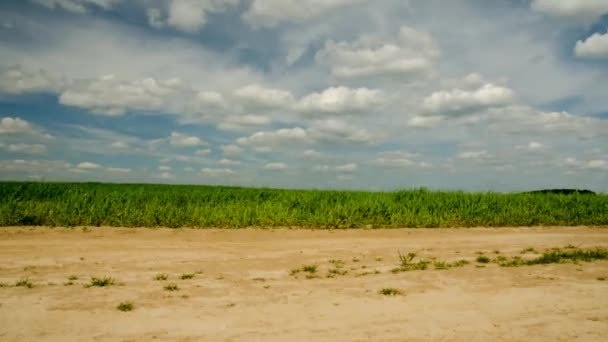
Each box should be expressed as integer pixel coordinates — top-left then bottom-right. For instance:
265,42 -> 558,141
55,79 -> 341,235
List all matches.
0,226 -> 607,341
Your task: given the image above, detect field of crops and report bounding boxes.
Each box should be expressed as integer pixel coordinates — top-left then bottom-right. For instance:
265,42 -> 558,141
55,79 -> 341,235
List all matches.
1,182 -> 607,228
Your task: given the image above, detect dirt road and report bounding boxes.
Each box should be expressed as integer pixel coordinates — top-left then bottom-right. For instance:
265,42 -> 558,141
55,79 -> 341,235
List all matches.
1,226 -> 607,341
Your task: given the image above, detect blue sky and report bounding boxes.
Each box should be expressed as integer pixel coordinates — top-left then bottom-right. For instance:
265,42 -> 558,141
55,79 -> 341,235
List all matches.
0,0 -> 607,191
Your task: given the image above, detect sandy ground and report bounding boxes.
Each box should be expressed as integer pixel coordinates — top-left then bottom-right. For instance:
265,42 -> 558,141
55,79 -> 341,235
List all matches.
0,226 -> 607,342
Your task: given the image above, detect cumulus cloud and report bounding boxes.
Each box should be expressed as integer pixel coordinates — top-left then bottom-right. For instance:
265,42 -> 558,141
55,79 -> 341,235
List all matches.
165,0 -> 240,33
110,141 -> 129,150
243,0 -> 368,27
237,127 -> 309,146
517,141 -> 545,151
531,0 -> 608,22
31,0 -> 120,14
422,83 -> 514,116
107,167 -> 131,173
220,144 -> 243,156
308,119 -> 377,145
575,32 -> 608,59
218,158 -> 241,166
457,150 -> 491,160
159,165 -> 172,171
0,66 -> 63,94
297,87 -> 384,114
2,143 -> 47,154
76,161 -> 101,170
234,84 -> 296,109
316,26 -> 439,80
218,115 -> 272,131
263,162 -> 288,170
408,115 -> 443,128
195,148 -> 212,156
374,151 -> 429,168
169,132 -> 206,147
200,167 -> 235,176
59,75 -> 182,116
0,117 -> 35,134
335,163 -> 357,172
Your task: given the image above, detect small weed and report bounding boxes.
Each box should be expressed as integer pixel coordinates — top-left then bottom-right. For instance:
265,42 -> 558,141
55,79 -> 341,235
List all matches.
375,257 -> 383,262
154,273 -> 169,281
597,277 -> 606,281
164,284 -> 179,291
0,282 -> 9,288
15,278 -> 34,288
117,302 -> 134,312
329,259 -> 344,265
476,265 -> 486,268
392,251 -> 430,273
493,250 -> 501,254
86,277 -> 115,288
434,259 -> 470,270
302,265 -> 317,273
289,268 -> 301,276
379,288 -> 402,296
252,277 -> 266,282
476,256 -> 491,264
521,247 -> 538,254
64,281 -> 74,286
328,268 -> 348,276
305,274 -> 320,279
180,273 -> 195,280
352,258 -> 360,263
68,275 -> 78,281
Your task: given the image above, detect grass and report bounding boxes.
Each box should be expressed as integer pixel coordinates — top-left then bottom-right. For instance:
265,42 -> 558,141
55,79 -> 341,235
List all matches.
164,284 -> 179,291
154,273 -> 169,281
476,256 -> 491,263
495,247 -> 608,267
14,278 -> 34,288
1,182 -> 606,228
379,288 -> 402,296
86,277 -> 115,287
180,273 -> 195,280
391,251 -> 431,273
117,302 -> 134,312
433,260 -> 470,270
521,247 -> 538,254
67,275 -> 78,281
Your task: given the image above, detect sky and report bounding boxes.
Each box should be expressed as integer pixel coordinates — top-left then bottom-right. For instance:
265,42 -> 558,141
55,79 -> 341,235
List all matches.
0,0 -> 607,191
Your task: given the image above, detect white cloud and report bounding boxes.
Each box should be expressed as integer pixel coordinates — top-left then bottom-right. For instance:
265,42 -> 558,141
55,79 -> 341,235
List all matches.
517,141 -> 545,151
374,151 -> 429,168
237,127 -> 309,146
243,0 -> 368,27
313,165 -> 330,172
218,115 -> 272,131
335,163 -> 357,172
175,155 -> 195,162
233,84 -> 296,109
147,8 -> 165,29
107,167 -> 131,173
316,26 -> 439,80
531,0 -> 608,22
220,144 -> 243,156
264,162 -> 288,170
562,157 -> 608,170
31,0 -> 119,14
200,167 -> 235,176
458,150 -> 491,160
422,83 -> 514,116
585,159 -> 608,170
575,32 -> 608,59
3,143 -> 47,154
169,132 -> 206,147
110,141 -> 129,149
0,66 -> 63,94
309,119 -> 376,145
59,75 -> 182,116
408,115 -> 443,128
77,161 -> 101,170
166,0 -> 239,33
195,148 -> 212,156
0,117 -> 34,134
218,158 -> 241,166
303,149 -> 322,158
297,86 -> 384,114
159,165 -> 172,171
158,172 -> 175,179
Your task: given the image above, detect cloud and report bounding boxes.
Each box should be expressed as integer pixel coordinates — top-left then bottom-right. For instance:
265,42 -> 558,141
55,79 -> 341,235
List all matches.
158,165 -> 172,171
218,158 -> 241,166
233,84 -> 296,109
110,141 -> 129,150
422,83 -> 514,116
0,65 -> 63,94
335,163 -> 357,172
458,150 -> 491,160
297,87 -> 384,114
107,167 -> 131,173
237,127 -> 309,146
562,157 -> 608,170
31,0 -> 119,14
158,172 -> 175,179
531,0 -> 608,22
316,26 -> 439,80
76,161 -> 101,170
200,167 -> 235,176
517,141 -> 545,152
220,144 -> 243,156
374,151 -> 429,168
303,149 -> 322,158
218,115 -> 272,131
169,132 -> 206,147
195,148 -> 212,156
408,115 -> 443,128
0,117 -> 35,134
308,119 -> 377,145
263,162 -> 288,170
166,0 -> 240,33
59,75 -> 182,116
575,32 -> 608,59
243,0 -> 368,27
2,143 -> 47,154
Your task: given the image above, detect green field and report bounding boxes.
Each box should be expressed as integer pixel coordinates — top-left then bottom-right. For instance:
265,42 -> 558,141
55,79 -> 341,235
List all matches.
1,182 -> 607,228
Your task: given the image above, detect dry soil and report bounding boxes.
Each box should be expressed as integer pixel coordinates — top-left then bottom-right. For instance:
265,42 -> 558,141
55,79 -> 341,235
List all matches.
1,226 -> 607,341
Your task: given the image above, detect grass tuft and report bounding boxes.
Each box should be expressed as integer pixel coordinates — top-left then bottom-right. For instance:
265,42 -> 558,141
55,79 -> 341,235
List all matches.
154,273 -> 169,281
379,288 -> 402,296
15,278 -> 34,288
86,277 -> 115,288
476,256 -> 491,264
117,302 -> 134,312
164,284 -> 179,291
180,273 -> 195,280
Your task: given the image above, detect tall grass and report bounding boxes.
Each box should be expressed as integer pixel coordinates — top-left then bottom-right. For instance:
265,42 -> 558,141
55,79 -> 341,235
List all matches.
0,182 -> 606,228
